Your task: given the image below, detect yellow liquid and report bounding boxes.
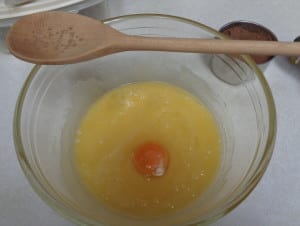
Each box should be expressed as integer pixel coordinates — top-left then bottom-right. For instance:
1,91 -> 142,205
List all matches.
74,82 -> 221,217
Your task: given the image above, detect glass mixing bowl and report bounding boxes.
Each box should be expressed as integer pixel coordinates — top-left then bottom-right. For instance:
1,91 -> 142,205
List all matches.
13,14 -> 276,226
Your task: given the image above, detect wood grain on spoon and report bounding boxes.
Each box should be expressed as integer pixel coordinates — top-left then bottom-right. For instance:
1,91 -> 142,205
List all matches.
6,11 -> 300,65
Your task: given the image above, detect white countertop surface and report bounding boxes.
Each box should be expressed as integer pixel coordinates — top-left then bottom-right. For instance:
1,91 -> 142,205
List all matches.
1,0 -> 300,225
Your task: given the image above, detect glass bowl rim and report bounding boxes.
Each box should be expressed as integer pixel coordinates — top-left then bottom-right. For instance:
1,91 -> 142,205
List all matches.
13,13 -> 277,226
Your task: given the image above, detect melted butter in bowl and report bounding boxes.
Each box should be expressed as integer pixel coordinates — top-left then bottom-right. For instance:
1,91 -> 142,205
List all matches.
74,81 -> 221,218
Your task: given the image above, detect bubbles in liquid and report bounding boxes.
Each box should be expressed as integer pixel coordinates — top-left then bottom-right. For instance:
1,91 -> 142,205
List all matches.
167,203 -> 175,209
153,198 -> 160,205
200,171 -> 205,177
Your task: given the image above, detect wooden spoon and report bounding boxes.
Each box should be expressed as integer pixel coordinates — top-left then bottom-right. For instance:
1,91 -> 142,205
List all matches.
6,11 -> 300,65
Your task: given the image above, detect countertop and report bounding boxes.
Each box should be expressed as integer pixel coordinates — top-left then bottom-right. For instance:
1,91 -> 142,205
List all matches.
1,0 -> 300,225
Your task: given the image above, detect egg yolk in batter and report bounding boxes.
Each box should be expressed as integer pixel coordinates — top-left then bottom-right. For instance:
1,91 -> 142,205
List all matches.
74,81 -> 221,217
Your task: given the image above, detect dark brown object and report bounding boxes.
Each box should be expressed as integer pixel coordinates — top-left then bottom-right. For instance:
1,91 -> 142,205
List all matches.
220,21 -> 278,64
289,36 -> 300,65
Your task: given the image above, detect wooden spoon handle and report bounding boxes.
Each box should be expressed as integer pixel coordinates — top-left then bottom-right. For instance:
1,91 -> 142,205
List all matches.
120,36 -> 300,56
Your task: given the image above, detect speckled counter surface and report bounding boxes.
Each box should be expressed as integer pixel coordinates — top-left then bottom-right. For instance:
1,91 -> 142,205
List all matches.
0,1 -> 299,225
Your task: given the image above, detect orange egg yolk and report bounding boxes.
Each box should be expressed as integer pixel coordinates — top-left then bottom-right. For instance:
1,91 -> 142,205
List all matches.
133,142 -> 169,177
